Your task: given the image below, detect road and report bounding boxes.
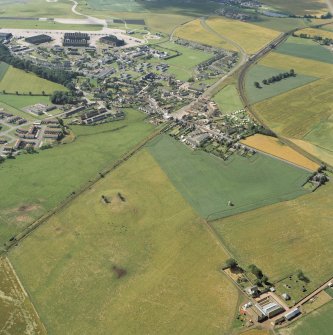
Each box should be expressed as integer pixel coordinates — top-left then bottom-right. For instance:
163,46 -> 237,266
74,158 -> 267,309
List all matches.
237,20 -> 333,169
173,17 -> 249,119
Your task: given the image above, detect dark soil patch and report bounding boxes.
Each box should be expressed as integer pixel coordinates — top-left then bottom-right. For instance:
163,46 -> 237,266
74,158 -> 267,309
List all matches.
112,265 -> 127,279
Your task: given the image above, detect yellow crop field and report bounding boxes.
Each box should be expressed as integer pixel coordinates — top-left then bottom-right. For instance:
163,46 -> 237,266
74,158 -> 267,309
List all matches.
175,19 -> 236,51
241,330 -> 270,335
291,138 -> 333,167
295,27 -> 333,40
206,17 -> 280,54
241,134 -> 319,171
260,52 -> 333,78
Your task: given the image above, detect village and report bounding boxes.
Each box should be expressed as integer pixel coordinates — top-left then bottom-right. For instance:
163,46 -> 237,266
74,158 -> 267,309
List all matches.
0,28 -> 238,158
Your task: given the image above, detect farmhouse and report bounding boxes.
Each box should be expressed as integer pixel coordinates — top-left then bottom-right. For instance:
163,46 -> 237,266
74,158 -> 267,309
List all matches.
63,32 -> 90,47
245,286 -> 260,297
25,34 -> 52,45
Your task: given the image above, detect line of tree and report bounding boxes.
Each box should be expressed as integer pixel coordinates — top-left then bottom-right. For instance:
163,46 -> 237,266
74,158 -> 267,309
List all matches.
254,69 -> 296,88
0,45 -> 77,89
295,33 -> 333,46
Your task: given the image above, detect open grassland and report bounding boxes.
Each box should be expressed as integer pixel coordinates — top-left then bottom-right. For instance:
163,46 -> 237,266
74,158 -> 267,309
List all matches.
241,330 -> 271,335
0,61 -> 9,80
0,66 -> 65,95
9,149 -> 239,335
0,0 -> 79,18
245,64 -> 317,104
276,37 -> 333,64
0,19 -> 103,30
155,41 -> 213,81
213,85 -> 243,114
211,179 -> 333,292
279,301 -> 333,335
252,78 -> 333,158
0,109 -> 154,249
240,134 -> 319,171
294,27 -> 333,39
206,17 -> 280,54
260,52 -> 333,78
174,19 -> 236,51
148,135 -> 311,221
261,0 -> 328,15
0,257 -> 46,335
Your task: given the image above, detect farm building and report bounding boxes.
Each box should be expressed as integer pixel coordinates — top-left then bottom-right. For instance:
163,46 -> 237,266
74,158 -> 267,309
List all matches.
25,34 -> 52,45
63,32 -> 90,47
0,32 -> 13,42
245,286 -> 260,297
284,308 -> 301,321
246,305 -> 267,322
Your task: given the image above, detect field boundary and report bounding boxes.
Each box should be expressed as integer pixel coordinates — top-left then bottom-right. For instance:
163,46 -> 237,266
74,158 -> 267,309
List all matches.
1,123 -> 171,255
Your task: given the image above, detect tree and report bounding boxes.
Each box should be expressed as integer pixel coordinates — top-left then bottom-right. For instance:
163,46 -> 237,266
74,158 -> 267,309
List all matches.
262,79 -> 268,85
42,90 -> 45,96
248,264 -> 263,279
254,81 -> 261,89
226,258 -> 238,270
297,270 -> 310,283
2,90 -> 5,94
290,69 -> 295,76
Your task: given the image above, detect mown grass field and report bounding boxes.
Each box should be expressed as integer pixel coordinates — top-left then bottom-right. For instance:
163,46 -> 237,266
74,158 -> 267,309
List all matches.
0,257 -> 46,335
279,301 -> 333,335
0,109 -> 154,249
261,0 -> 328,15
148,135 -> 311,221
240,134 -> 319,171
0,0 -> 79,18
276,37 -> 333,64
0,66 -> 65,95
175,19 -> 235,51
251,16 -> 314,32
252,78 -> 333,152
245,64 -> 317,104
206,17 -> 280,54
154,41 -> 213,80
260,52 -> 333,78
213,85 -> 243,113
211,179 -> 333,292
9,149 -> 239,335
0,19 -> 103,30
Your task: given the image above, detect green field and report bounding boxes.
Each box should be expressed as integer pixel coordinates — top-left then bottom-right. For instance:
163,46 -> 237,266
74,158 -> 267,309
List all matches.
211,179 -> 333,295
245,64 -> 317,104
213,85 -> 243,113
0,66 -> 65,95
9,149 -> 239,335
147,135 -> 311,220
0,61 -> 9,80
153,41 -> 213,80
0,0 -> 79,18
276,38 -> 333,64
252,16 -> 314,32
279,301 -> 333,335
0,109 -> 154,248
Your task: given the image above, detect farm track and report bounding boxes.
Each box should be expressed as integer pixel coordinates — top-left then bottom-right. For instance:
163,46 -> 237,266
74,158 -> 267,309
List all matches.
237,21 -> 333,170
1,123 -> 171,255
